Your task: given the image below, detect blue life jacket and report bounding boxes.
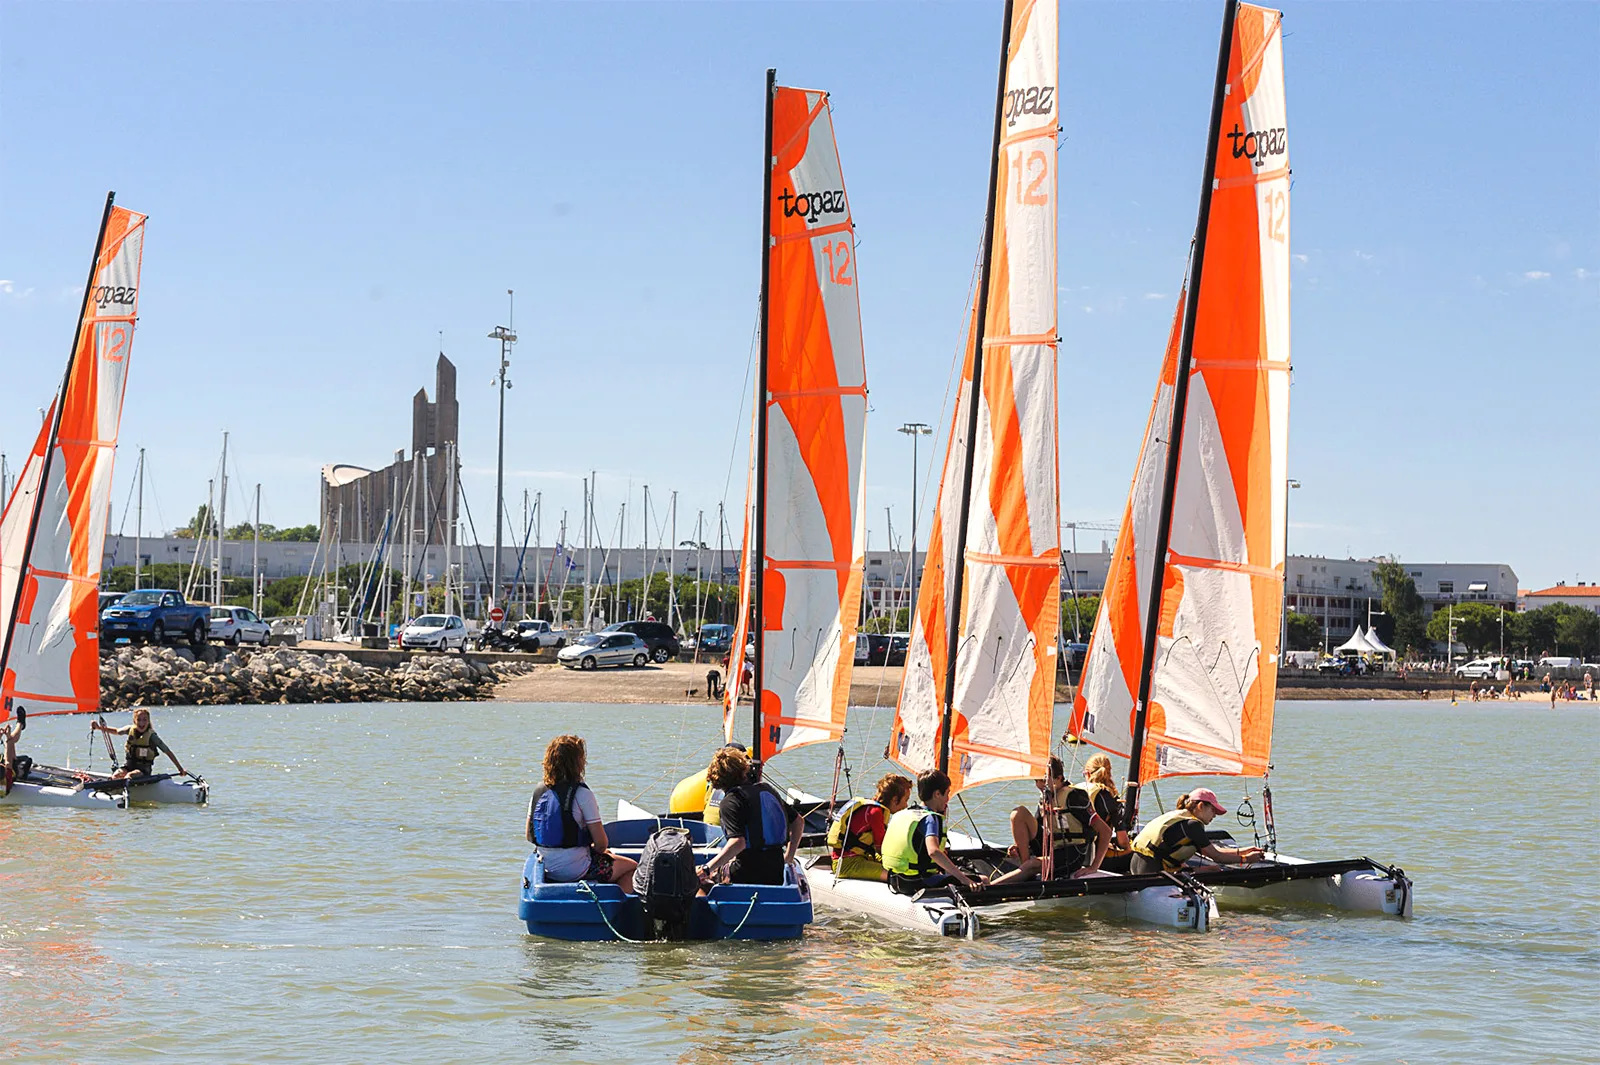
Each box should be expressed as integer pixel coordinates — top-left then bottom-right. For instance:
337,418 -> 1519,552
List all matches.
737,782 -> 791,852
528,783 -> 592,848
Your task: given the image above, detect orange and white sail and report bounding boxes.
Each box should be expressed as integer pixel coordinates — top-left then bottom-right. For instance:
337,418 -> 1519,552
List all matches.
1072,4 -> 1289,782
724,81 -> 868,757
890,0 -> 1059,794
1,201 -> 147,720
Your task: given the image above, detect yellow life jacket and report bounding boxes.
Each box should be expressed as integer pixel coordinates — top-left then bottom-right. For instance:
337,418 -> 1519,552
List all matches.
1132,809 -> 1205,871
881,808 -> 946,877
826,798 -> 885,858
125,727 -> 159,768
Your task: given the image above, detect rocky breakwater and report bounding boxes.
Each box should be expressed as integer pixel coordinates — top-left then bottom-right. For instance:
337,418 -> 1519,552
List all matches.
100,645 -> 532,708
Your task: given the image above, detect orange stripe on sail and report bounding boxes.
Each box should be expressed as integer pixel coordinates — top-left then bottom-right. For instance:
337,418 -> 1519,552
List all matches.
1167,552 -> 1280,582
981,332 -> 1056,348
774,220 -> 854,246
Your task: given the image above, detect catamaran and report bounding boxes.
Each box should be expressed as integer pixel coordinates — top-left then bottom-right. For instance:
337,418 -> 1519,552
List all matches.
0,195 -> 207,809
805,0 -> 1213,937
1069,2 -> 1410,918
524,70 -> 868,939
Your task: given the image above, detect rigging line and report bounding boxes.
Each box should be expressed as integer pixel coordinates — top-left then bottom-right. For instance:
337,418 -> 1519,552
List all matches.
955,791 -> 988,849
720,303 -> 761,509
455,482 -> 494,600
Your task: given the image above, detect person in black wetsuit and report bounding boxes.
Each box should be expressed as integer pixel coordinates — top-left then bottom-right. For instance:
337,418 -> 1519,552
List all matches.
697,746 -> 802,887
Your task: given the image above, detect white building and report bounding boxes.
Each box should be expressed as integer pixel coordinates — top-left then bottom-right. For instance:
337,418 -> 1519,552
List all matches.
1521,584 -> 1600,615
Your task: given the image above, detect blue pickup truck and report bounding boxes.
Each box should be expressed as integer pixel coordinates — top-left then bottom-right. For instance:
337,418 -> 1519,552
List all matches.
99,589 -> 212,648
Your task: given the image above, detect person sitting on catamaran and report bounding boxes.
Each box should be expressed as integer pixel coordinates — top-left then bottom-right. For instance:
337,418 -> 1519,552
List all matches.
1129,789 -> 1264,875
92,709 -> 188,779
527,734 -> 637,893
827,773 -> 912,882
697,746 -> 801,887
2,716 -> 22,795
990,754 -> 1125,885
882,770 -> 986,897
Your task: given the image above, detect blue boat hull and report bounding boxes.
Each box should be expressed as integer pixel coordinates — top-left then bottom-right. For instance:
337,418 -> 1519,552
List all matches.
518,818 -> 812,942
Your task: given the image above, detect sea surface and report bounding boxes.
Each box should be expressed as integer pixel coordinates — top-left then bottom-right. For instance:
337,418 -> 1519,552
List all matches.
2,698 -> 1595,1064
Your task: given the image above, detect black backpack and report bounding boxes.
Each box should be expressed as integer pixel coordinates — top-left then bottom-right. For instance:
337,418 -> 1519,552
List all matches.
634,826 -> 699,939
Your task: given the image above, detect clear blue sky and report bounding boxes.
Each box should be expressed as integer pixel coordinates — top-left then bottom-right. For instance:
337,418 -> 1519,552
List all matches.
2,2 -> 1594,589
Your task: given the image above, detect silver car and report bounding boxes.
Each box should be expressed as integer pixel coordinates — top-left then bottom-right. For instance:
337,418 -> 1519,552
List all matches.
209,606 -> 272,647
557,632 -> 650,671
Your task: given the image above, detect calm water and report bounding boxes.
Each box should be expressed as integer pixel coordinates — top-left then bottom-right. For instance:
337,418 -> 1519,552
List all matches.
2,698 -> 1596,1064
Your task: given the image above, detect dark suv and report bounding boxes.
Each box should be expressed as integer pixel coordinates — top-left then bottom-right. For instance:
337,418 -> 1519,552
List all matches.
602,621 -> 681,663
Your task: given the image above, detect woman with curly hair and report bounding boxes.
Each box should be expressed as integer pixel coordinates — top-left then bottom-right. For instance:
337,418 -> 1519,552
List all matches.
526,734 -> 636,892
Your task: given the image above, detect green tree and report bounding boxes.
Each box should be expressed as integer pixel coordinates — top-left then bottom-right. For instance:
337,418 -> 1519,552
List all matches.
1372,558 -> 1428,654
1060,593 -> 1101,643
1425,602 -> 1505,655
1286,610 -> 1322,651
172,503 -> 213,539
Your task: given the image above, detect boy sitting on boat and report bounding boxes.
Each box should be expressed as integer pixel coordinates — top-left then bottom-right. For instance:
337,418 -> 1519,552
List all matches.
882,770 -> 987,897
92,708 -> 189,779
697,746 -> 802,887
527,734 -> 637,893
826,773 -> 912,882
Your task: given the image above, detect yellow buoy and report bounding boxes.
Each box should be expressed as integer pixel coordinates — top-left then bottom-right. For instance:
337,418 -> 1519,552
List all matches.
668,769 -> 709,817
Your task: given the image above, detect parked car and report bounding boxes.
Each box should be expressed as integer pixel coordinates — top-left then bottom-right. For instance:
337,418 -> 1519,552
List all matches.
99,589 -> 211,648
98,591 -> 124,613
859,633 -> 892,666
514,619 -> 567,651
1454,658 -> 1500,680
887,633 -> 910,666
399,614 -> 468,652
602,620 -> 682,663
209,605 -> 272,647
696,624 -> 734,655
854,634 -> 871,665
558,632 -> 650,670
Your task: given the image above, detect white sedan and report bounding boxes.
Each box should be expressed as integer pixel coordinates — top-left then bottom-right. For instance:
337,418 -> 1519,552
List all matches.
400,614 -> 469,652
209,606 -> 272,647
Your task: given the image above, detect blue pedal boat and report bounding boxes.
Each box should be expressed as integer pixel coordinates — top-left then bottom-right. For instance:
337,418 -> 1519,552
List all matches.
518,816 -> 813,942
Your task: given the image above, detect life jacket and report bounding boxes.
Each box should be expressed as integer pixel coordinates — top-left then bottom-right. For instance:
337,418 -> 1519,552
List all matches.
704,786 -> 724,827
125,728 -> 159,768
826,797 -> 885,859
734,782 -> 789,851
528,783 -> 593,849
1037,785 -> 1096,853
1078,780 -> 1123,831
882,808 -> 947,878
1132,809 -> 1205,871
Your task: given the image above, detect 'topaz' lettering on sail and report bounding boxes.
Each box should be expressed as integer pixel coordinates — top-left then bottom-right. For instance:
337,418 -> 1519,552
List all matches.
1004,84 -> 1055,127
91,285 -> 137,308
778,188 -> 847,225
1227,124 -> 1287,168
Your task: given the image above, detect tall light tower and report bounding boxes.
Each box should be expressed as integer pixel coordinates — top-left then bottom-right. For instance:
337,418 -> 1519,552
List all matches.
488,290 -> 516,618
898,422 -> 933,627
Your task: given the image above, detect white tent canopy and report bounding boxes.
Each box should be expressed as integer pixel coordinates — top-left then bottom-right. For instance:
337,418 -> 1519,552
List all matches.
1363,627 -> 1397,657
1334,627 -> 1379,655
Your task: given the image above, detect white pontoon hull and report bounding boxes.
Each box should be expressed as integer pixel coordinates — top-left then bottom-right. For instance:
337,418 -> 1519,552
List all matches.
1210,854 -> 1413,917
1,778 -> 126,809
2,764 -> 207,808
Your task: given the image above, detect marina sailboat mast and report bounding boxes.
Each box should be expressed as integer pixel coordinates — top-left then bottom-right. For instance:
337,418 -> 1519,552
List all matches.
726,69 -> 869,769
890,0 -> 1060,794
1071,1 -> 1291,829
1,193 -> 148,719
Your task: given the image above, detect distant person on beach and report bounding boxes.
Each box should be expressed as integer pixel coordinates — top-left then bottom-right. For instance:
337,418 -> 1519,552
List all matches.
883,769 -> 987,896
1586,673 -> 1594,700
527,734 -> 637,893
699,746 -> 802,887
1130,790 -> 1265,874
93,709 -> 188,779
828,772 -> 913,881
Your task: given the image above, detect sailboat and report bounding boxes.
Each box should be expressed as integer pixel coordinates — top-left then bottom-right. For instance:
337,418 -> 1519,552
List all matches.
1070,2 -> 1410,917
0,195 -> 204,809
522,69 -> 867,940
807,0 -> 1210,936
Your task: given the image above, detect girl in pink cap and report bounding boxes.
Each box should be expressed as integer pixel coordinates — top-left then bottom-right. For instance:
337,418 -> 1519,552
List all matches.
1130,788 -> 1264,875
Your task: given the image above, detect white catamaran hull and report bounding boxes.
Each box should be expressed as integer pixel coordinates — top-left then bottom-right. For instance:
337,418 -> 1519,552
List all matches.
2,764 -> 207,807
1,777 -> 126,809
1211,855 -> 1413,917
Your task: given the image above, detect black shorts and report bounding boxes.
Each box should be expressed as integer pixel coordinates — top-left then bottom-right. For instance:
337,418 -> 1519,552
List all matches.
124,762 -> 155,778
728,849 -> 788,886
888,872 -> 956,897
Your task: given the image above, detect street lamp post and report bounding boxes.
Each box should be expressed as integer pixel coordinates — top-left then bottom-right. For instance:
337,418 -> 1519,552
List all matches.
1280,478 -> 1300,657
897,422 -> 932,629
488,291 -> 517,620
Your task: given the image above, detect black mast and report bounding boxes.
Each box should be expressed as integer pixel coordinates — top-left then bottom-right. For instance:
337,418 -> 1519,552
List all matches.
751,69 -> 777,768
938,0 -> 1015,776
1121,1 -> 1239,831
0,192 -> 116,692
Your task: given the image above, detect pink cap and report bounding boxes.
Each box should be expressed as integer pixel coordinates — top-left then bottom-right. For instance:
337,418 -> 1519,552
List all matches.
1189,788 -> 1227,815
